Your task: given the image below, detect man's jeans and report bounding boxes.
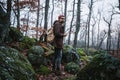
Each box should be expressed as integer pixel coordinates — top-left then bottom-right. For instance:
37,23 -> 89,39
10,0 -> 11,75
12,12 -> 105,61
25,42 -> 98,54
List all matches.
53,47 -> 62,71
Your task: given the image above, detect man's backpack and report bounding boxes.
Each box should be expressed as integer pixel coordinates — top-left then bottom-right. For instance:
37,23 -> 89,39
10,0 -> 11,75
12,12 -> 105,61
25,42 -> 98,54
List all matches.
47,20 -> 58,43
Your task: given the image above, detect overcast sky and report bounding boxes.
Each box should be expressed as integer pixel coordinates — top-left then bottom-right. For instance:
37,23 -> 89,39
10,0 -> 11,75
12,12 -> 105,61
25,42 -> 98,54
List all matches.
6,0 -> 119,39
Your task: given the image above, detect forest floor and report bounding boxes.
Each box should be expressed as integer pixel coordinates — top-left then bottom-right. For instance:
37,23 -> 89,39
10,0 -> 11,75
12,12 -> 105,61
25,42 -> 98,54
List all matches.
37,72 -> 76,80
36,65 -> 77,80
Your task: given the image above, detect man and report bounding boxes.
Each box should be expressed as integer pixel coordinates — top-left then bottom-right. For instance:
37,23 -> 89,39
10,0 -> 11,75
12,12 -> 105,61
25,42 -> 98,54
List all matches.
52,15 -> 67,75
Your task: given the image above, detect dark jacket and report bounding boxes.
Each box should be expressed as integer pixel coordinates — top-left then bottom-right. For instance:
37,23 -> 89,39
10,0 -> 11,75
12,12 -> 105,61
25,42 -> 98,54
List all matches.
53,21 -> 65,49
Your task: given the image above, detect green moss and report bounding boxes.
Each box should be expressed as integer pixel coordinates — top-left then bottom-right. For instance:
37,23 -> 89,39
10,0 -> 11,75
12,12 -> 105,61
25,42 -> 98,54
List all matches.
65,62 -> 80,74
37,65 -> 50,75
27,46 -> 46,66
62,45 -> 80,64
0,46 -> 36,80
76,48 -> 86,56
9,27 -> 24,42
20,36 -> 36,49
76,53 -> 120,80
81,56 -> 92,63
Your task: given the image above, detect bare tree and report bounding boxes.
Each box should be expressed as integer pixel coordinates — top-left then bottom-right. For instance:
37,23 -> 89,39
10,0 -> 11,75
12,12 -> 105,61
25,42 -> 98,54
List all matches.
116,24 -> 120,49
97,9 -> 102,49
98,30 -> 107,49
16,0 -> 20,30
64,0 -> 68,32
25,11 -> 30,36
86,0 -> 94,54
40,8 -> 44,27
91,15 -> 97,47
51,0 -> 55,26
118,0 -> 120,10
68,0 -> 75,45
36,0 -> 40,39
73,0 -> 81,48
103,8 -> 115,51
7,0 -> 12,27
44,0 -> 50,42
118,32 -> 120,49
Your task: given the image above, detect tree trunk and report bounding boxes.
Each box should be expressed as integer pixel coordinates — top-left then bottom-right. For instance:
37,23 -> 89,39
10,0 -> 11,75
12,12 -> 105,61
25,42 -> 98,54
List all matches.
40,9 -> 44,27
36,0 -> 40,39
107,25 -> 111,51
64,0 -> 68,32
87,0 -> 93,54
97,11 -> 101,49
51,0 -> 54,26
25,11 -> 30,36
73,0 -> 81,48
98,31 -> 107,49
44,0 -> 50,42
117,32 -> 120,49
103,12 -> 114,51
16,0 -> 20,30
119,0 -> 120,10
7,0 -> 11,27
91,24 -> 95,47
68,0 -> 75,45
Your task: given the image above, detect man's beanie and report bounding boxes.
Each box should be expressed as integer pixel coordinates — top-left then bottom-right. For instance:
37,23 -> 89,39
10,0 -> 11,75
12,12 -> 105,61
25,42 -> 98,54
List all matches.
58,15 -> 65,19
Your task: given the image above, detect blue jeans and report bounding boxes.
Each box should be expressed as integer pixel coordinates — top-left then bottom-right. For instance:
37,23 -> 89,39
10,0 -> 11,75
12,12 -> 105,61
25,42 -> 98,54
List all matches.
53,47 -> 62,71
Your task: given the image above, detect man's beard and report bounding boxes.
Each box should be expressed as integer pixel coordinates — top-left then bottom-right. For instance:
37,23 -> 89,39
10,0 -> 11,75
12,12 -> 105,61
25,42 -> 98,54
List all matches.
60,21 -> 65,23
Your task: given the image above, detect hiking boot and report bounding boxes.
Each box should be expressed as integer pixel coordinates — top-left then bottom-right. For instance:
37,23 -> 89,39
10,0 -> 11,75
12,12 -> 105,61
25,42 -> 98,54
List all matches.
55,71 -> 65,76
60,71 -> 65,75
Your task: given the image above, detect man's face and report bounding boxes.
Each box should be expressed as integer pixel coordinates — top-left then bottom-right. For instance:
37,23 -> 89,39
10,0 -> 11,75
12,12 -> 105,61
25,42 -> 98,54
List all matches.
59,17 -> 65,23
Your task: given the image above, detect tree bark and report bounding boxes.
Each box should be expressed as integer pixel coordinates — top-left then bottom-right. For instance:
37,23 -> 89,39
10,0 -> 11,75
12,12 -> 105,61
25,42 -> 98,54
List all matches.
64,0 -> 68,32
51,0 -> 54,26
119,0 -> 120,10
117,32 -> 120,49
7,0 -> 12,27
87,0 -> 93,54
44,0 -> 50,42
68,0 -> 75,45
103,12 -> 114,51
36,0 -> 40,39
73,0 -> 81,48
97,10 -> 101,49
16,0 -> 20,30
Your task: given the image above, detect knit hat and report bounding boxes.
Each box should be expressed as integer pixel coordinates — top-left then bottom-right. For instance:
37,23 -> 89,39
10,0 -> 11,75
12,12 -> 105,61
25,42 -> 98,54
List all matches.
58,15 -> 65,19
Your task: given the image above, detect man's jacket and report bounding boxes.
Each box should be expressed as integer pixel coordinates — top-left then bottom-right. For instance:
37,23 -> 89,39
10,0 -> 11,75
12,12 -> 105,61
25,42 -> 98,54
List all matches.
53,21 -> 64,49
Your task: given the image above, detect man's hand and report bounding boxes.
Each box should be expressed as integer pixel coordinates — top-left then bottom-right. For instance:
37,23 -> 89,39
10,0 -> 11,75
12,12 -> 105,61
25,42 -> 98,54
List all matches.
63,33 -> 67,37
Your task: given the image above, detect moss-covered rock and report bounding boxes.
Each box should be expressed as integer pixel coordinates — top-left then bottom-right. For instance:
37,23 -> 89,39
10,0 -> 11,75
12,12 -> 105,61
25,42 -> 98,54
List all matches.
64,62 -> 80,74
80,56 -> 93,63
27,46 -> 46,66
9,27 -> 24,42
76,53 -> 120,80
92,50 -> 106,56
76,48 -> 92,64
20,36 -> 36,49
0,46 -> 36,80
63,45 -> 80,64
